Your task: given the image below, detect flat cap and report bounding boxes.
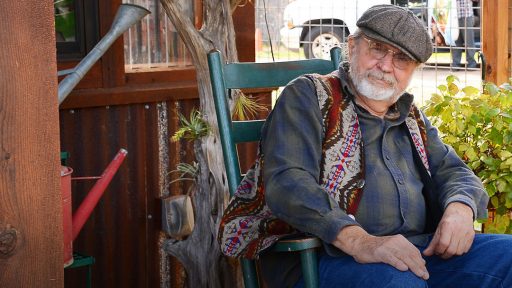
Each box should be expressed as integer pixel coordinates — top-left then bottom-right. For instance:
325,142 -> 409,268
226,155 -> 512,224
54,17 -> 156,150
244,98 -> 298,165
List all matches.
356,4 -> 432,63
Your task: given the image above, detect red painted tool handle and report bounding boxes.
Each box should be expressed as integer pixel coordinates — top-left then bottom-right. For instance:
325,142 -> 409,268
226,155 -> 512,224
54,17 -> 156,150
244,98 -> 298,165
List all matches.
72,149 -> 128,240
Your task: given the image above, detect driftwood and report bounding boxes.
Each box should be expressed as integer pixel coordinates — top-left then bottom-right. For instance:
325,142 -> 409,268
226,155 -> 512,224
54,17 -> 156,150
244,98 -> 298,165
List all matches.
159,0 -> 246,287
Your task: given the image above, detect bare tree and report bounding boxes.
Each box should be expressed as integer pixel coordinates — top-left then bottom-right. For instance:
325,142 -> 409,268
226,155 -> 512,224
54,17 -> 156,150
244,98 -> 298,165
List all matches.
159,0 -> 248,287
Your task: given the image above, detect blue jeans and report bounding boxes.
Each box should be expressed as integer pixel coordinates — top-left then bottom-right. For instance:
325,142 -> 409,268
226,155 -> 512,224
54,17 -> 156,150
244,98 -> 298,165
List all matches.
294,234 -> 512,288
452,16 -> 477,67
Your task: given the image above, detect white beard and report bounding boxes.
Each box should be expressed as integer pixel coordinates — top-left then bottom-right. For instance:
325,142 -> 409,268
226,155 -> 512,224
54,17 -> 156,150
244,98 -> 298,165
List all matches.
349,52 -> 407,101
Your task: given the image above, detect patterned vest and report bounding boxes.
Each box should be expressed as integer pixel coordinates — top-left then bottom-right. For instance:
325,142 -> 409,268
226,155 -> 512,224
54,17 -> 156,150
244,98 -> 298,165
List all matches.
218,71 -> 430,259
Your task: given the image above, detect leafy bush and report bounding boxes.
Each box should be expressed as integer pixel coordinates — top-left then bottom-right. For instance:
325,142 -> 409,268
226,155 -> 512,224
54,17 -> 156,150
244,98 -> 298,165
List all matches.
424,76 -> 512,234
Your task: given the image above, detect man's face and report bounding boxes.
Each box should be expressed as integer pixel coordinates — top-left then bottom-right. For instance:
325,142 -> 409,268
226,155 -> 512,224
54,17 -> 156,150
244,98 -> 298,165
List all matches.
348,35 -> 418,102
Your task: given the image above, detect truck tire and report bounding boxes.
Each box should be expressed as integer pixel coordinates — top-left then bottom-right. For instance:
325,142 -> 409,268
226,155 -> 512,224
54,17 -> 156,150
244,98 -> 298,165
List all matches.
303,26 -> 345,59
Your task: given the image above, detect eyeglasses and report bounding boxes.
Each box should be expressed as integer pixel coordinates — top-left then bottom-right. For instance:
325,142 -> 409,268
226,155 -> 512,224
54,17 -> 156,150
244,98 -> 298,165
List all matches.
362,37 -> 417,69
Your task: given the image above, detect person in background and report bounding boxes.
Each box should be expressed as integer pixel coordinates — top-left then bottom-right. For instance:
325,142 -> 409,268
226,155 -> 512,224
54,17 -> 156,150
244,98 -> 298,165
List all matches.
452,0 -> 478,69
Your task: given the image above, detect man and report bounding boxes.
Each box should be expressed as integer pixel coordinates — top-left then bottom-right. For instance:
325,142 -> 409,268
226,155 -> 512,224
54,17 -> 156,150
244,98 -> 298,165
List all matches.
219,4 -> 512,288
452,0 -> 478,69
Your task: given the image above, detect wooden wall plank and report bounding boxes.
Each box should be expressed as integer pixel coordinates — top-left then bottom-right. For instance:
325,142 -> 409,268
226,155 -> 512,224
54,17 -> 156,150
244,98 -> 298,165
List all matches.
0,1 -> 63,287
482,0 -> 509,84
99,0 -> 126,88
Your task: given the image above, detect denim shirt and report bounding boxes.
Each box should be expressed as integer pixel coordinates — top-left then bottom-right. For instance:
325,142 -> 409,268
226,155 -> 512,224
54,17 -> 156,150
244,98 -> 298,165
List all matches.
259,66 -> 488,287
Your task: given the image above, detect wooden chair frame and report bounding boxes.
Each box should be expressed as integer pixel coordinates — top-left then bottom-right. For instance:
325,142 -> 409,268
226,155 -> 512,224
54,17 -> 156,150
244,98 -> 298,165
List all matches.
208,48 -> 342,288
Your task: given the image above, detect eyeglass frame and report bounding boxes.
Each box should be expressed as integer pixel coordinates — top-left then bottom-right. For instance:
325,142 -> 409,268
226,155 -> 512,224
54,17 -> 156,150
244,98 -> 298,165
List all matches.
361,36 -> 418,70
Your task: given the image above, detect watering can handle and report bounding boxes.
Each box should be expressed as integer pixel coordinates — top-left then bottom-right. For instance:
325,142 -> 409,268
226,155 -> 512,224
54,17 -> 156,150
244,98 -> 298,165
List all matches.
72,149 -> 128,240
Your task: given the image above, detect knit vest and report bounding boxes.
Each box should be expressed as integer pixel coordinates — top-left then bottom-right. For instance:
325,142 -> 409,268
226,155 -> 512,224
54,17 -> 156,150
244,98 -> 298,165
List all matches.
218,71 -> 430,259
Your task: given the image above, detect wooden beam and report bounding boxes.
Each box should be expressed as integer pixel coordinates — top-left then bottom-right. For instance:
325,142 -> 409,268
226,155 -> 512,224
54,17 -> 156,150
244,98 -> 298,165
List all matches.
0,1 -> 63,287
482,0 -> 509,84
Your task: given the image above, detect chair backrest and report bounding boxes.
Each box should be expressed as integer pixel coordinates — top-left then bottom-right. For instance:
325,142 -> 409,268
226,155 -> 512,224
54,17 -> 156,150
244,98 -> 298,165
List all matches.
208,48 -> 342,198
208,49 -> 341,288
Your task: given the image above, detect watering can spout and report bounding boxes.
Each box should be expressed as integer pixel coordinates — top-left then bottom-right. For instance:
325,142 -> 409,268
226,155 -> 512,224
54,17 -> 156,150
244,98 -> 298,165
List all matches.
71,148 -> 128,240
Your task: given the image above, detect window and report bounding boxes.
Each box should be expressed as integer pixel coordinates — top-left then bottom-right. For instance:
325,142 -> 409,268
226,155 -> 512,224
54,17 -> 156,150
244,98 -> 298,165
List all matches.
122,0 -> 194,71
55,0 -> 99,60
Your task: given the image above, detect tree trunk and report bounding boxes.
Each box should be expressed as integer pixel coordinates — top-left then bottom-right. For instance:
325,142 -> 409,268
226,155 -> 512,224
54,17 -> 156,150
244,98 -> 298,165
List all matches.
159,0 -> 244,286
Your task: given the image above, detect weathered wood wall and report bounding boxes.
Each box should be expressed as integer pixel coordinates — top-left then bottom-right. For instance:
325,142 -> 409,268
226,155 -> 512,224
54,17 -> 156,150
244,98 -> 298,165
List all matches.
60,1 -> 256,287
482,0 -> 509,84
0,1 -> 63,287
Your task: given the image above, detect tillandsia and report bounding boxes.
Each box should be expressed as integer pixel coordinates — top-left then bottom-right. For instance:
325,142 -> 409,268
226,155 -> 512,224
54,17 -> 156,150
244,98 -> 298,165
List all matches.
171,109 -> 210,142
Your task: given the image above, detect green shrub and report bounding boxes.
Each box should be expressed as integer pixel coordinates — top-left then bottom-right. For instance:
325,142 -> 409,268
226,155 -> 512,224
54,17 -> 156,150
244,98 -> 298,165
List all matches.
424,75 -> 512,234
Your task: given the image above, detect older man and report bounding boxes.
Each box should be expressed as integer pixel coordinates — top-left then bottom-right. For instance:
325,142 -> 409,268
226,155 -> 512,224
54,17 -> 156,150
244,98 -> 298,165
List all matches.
219,4 -> 512,288
219,5 -> 512,287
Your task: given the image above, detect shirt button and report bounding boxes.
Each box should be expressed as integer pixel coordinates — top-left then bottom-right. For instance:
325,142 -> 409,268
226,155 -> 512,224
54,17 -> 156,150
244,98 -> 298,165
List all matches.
356,179 -> 365,188
398,179 -> 404,185
385,155 -> 390,160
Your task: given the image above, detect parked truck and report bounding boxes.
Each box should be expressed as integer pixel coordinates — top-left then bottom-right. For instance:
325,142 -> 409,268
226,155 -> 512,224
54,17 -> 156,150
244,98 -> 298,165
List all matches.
279,0 -> 446,59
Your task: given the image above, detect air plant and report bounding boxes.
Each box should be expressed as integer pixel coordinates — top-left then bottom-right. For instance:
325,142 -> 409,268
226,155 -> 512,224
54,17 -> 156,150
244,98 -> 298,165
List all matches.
171,108 -> 210,142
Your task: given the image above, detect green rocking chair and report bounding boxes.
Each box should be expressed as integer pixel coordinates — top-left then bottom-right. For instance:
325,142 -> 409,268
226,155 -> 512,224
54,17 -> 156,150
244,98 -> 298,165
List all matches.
208,48 -> 342,288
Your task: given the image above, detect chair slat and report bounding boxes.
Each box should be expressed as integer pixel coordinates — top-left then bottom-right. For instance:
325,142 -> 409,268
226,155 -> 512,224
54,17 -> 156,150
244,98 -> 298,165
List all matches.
223,59 -> 337,89
232,120 -> 264,143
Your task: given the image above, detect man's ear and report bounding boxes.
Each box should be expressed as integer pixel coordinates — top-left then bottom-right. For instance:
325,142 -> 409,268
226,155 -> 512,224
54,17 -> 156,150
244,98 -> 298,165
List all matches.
347,37 -> 355,60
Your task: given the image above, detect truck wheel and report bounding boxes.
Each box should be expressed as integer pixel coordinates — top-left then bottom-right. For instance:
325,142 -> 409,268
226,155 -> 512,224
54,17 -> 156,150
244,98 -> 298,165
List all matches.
303,26 -> 345,59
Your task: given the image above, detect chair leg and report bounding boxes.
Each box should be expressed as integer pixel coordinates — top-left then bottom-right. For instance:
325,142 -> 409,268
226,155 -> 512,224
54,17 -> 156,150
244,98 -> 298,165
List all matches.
241,258 -> 260,288
300,249 -> 318,288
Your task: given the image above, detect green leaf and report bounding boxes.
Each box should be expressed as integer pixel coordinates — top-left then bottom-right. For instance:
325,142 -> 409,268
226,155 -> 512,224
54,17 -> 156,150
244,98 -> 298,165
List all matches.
491,195 -> 500,208
448,82 -> 459,95
485,82 -> 500,96
446,75 -> 459,84
465,147 -> 478,161
497,179 -> 508,192
499,150 -> 512,159
433,93 -> 445,102
486,108 -> 501,118
462,86 -> 480,97
458,143 -> 470,152
487,183 -> 496,197
489,128 -> 504,145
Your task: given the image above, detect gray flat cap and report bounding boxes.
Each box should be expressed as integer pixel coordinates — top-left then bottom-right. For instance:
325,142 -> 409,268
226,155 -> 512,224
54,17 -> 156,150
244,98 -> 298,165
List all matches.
356,4 -> 432,63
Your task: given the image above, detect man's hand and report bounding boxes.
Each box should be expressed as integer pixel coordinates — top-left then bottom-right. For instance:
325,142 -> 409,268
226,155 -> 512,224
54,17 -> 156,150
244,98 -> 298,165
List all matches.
332,226 -> 429,280
423,202 -> 475,259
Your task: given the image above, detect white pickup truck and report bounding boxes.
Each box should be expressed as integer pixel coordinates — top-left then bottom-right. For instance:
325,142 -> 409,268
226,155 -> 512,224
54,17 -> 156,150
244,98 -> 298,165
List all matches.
279,0 -> 429,59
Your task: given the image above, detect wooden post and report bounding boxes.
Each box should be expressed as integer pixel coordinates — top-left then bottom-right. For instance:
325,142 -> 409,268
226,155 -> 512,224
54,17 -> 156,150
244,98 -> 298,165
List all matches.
482,0 -> 509,84
0,1 -> 63,287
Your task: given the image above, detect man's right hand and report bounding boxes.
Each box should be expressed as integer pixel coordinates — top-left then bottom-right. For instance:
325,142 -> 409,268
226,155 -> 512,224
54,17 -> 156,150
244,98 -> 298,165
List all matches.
332,225 -> 429,280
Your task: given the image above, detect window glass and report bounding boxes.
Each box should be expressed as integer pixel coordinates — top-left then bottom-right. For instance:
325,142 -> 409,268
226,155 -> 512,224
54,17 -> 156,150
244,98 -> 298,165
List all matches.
55,0 -> 77,42
123,0 -> 193,71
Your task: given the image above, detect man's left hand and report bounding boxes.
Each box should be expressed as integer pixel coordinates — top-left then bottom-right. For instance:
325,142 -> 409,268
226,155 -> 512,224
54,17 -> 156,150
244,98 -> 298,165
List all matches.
423,202 -> 475,259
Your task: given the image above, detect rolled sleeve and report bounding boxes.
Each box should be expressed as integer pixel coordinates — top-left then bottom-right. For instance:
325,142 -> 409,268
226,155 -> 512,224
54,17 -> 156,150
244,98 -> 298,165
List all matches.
422,112 -> 489,220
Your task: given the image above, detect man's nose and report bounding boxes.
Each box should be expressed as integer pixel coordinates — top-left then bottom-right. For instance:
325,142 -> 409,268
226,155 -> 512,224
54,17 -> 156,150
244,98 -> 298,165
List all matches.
377,52 -> 394,72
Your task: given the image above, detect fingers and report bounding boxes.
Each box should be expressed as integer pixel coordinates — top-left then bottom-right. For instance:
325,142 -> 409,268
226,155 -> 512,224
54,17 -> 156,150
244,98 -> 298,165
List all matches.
423,221 -> 475,259
378,237 -> 429,280
394,249 -> 429,280
422,229 -> 439,256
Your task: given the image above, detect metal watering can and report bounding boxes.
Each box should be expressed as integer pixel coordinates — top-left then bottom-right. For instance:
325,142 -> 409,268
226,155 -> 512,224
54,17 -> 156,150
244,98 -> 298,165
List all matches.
61,149 -> 127,267
57,3 -> 149,267
58,4 -> 150,104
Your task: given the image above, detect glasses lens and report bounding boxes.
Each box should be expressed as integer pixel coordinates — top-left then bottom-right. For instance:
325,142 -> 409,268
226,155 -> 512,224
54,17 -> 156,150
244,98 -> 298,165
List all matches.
365,37 -> 415,69
369,42 -> 387,59
393,54 -> 413,69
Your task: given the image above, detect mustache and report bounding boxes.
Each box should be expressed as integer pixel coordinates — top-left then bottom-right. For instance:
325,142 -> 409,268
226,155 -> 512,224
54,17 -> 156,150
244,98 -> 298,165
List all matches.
366,70 -> 397,87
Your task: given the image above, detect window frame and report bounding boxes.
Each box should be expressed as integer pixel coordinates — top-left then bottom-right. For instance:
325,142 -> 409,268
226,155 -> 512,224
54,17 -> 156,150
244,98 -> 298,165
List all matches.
56,0 -> 99,61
